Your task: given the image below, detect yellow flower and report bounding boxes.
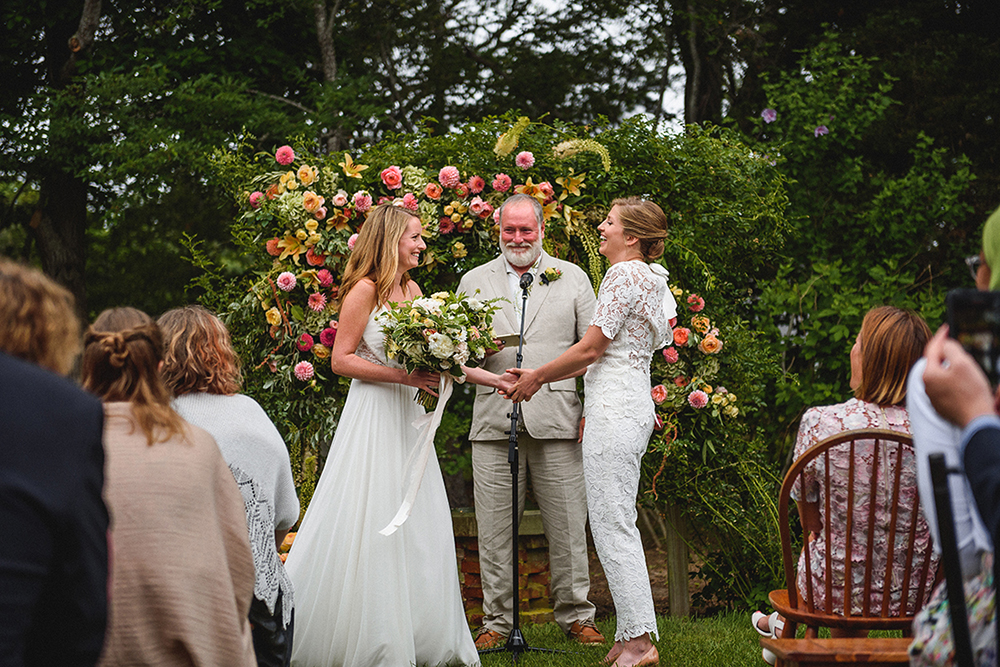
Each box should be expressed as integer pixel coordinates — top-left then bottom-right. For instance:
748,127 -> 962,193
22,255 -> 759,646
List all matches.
444,205 -> 455,215
461,219 -> 474,230
514,177 -> 544,202
302,191 -> 325,213
305,220 -> 319,233
312,344 -> 330,359
724,405 -> 739,418
452,242 -> 468,258
280,171 -> 299,191
297,165 -> 318,186
276,234 -> 305,262
307,233 -> 322,245
296,229 -> 308,241
409,309 -> 420,320
541,200 -> 559,221
670,286 -> 683,297
265,307 -> 282,325
698,334 -> 723,354
711,393 -> 727,405
556,170 -> 586,198
691,315 -> 711,334
338,153 -> 368,179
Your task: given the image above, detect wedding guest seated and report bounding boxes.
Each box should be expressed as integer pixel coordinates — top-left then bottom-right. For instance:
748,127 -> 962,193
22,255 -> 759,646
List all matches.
0,259 -> 109,667
159,305 -> 299,667
753,306 -> 932,663
81,307 -> 256,667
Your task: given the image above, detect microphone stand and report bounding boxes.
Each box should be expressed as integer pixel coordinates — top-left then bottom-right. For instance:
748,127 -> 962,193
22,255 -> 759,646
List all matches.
480,271 -> 567,663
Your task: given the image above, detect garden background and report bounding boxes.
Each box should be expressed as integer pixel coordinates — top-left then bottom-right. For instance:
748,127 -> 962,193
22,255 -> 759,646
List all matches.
2,0 -> 998,614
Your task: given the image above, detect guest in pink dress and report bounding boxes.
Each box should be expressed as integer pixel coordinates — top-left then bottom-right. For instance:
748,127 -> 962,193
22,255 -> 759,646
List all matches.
754,306 -> 934,660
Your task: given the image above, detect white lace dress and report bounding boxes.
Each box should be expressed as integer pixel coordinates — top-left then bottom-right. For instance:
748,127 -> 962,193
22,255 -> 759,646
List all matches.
284,307 -> 479,667
583,260 -> 672,641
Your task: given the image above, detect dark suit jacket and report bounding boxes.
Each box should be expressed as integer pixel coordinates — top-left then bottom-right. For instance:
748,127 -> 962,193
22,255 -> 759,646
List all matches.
963,423 -> 1000,549
0,352 -> 109,667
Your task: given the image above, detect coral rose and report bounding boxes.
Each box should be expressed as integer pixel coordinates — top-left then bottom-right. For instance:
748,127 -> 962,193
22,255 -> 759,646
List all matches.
380,165 -> 403,190
698,335 -> 723,354
662,347 -> 679,363
687,294 -> 705,312
673,327 -> 690,346
305,248 -> 326,267
650,384 -> 668,405
673,376 -> 689,388
265,238 -> 281,257
425,182 -> 443,200
347,233 -> 359,250
401,193 -> 419,211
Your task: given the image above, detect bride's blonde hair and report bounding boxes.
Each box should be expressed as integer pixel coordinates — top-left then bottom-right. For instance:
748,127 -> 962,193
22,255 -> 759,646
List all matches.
335,204 -> 419,311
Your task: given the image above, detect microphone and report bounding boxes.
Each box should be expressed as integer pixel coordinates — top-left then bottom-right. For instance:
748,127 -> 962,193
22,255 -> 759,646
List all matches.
519,272 -> 533,291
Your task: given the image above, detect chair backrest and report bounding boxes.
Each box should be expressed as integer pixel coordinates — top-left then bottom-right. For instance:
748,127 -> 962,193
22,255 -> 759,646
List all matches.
778,428 -> 940,622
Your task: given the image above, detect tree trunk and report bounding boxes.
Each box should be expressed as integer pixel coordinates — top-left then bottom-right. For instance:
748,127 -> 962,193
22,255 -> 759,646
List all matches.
677,0 -> 725,126
32,0 -> 103,315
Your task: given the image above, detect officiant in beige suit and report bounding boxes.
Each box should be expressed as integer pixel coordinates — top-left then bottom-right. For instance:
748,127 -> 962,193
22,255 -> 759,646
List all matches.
457,193 -> 604,648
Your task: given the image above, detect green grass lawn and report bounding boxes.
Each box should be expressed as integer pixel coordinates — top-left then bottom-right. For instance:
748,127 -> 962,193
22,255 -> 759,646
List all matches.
478,612 -> 767,667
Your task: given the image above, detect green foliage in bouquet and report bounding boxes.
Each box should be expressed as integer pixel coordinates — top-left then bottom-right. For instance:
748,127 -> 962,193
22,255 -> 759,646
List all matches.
201,112 -> 792,555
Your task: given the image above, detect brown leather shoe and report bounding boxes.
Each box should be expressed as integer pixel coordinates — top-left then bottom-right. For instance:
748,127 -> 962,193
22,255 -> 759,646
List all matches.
474,627 -> 505,650
568,619 -> 606,644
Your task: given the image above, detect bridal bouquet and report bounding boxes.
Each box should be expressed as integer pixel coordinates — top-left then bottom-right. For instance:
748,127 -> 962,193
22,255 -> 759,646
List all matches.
379,290 -> 503,408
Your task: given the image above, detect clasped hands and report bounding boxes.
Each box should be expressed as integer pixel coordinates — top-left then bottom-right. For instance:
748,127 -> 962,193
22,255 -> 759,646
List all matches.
496,367 -> 542,403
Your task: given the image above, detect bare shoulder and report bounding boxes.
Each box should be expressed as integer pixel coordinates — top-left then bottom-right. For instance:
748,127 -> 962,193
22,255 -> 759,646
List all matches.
342,278 -> 378,313
406,280 -> 424,299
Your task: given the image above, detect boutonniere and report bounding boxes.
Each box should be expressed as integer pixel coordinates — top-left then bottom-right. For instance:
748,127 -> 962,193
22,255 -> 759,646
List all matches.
539,267 -> 562,285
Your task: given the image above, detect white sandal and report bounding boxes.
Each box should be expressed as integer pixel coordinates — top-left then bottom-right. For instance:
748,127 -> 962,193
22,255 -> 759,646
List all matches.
751,611 -> 778,637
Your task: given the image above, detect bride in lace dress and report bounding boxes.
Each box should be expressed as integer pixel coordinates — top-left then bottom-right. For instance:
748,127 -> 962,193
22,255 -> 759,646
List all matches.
507,198 -> 675,667
285,204 -> 510,667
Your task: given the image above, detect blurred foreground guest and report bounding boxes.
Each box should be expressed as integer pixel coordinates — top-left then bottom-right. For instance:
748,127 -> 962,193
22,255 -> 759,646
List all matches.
82,307 -> 256,667
159,305 -> 298,667
0,258 -> 109,667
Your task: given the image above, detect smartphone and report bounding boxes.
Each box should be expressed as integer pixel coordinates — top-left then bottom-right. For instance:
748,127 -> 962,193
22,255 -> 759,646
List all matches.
945,288 -> 1000,386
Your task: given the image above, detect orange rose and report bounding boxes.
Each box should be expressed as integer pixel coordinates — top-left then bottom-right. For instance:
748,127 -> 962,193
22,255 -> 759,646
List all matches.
698,335 -> 723,354
691,316 -> 710,334
673,327 -> 690,346
425,182 -> 443,200
650,384 -> 668,404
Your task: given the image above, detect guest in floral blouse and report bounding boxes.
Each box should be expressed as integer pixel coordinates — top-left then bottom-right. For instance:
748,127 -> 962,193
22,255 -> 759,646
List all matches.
754,306 -> 934,662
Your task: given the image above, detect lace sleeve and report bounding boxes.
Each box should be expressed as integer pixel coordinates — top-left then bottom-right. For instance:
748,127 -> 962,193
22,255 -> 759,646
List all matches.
590,263 -> 637,340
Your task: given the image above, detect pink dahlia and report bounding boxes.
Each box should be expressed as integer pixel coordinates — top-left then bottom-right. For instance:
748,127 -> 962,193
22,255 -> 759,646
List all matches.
353,192 -> 372,213
249,191 -> 264,209
276,272 -> 296,291
401,193 -> 419,211
662,347 -> 679,363
515,151 -> 535,169
308,292 -> 328,313
320,327 -> 337,347
380,165 -> 403,190
296,333 -> 315,352
492,173 -> 512,192
348,233 -> 359,250
317,269 -> 334,287
687,294 -> 705,312
688,390 -> 709,409
293,361 -> 314,381
275,145 -> 295,165
650,384 -> 668,405
439,166 -> 461,188
468,175 -> 486,194
265,238 -> 281,257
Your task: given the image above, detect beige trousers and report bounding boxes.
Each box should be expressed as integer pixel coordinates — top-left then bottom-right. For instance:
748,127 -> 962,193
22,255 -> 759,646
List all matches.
472,435 -> 595,634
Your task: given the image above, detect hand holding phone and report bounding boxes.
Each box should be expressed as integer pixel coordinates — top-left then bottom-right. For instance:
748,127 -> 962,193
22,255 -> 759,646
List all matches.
945,289 -> 1000,387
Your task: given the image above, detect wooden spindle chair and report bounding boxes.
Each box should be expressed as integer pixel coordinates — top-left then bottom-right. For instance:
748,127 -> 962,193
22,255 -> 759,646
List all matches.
768,429 -> 941,640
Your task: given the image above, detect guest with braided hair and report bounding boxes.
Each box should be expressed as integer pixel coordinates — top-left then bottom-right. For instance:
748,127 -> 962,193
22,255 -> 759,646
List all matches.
81,307 -> 257,667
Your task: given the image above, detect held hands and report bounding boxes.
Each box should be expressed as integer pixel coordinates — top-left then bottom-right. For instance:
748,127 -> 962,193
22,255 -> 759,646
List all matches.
923,325 -> 997,428
494,371 -> 518,396
501,367 -> 543,403
404,369 -> 440,396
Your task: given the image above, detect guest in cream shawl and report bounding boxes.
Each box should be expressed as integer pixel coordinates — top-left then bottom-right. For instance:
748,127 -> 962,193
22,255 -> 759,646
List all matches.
81,307 -> 256,667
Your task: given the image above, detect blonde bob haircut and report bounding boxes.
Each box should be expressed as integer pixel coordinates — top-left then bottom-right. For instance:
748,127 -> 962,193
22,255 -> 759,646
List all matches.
158,305 -> 242,396
81,307 -> 186,445
335,204 -> 420,311
610,197 -> 669,261
0,257 -> 81,376
854,305 -> 931,406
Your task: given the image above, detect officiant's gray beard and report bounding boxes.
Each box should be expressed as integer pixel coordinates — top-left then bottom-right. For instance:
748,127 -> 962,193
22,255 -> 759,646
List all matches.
501,239 -> 542,269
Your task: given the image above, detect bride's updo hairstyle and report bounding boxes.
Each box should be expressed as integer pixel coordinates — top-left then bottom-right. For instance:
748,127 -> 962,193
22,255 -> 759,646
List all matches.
335,204 -> 419,311
81,307 -> 185,445
611,197 -> 669,261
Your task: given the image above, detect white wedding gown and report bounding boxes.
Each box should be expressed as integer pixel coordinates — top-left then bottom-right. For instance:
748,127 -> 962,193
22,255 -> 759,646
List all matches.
285,308 -> 480,667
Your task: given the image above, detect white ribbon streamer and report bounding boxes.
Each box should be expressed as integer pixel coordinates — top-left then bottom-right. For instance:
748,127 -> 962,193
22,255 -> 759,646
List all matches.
379,374 -> 455,536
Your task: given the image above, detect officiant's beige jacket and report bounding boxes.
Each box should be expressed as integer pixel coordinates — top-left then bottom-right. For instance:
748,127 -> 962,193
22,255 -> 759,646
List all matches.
458,251 -> 596,442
